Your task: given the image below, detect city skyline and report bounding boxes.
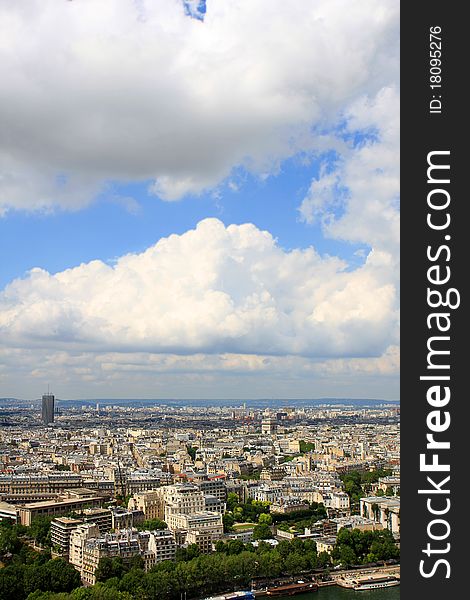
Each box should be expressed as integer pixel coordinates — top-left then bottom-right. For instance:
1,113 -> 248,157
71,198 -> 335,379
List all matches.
0,1 -> 399,400
0,398 -> 401,594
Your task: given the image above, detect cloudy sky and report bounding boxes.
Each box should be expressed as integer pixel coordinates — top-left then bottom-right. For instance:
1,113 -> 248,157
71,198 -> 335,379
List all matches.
0,0 -> 399,401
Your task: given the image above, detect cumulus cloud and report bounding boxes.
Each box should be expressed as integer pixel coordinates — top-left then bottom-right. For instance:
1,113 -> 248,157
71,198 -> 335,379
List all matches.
0,0 -> 398,213
0,218 -> 398,358
0,2 -> 400,399
299,86 -> 399,257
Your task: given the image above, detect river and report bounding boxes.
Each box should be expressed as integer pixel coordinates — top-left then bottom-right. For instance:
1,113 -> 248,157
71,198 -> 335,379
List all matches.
271,586 -> 400,600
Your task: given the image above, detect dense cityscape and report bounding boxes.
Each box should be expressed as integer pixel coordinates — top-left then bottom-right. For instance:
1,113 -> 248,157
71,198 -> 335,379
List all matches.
0,395 -> 400,599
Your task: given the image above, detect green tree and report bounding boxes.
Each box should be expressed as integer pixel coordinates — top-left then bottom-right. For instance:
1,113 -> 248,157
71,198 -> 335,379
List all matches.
257,513 -> 272,526
361,469 -> 392,485
23,564 -> 48,596
29,517 -> 53,547
94,557 -> 124,582
186,446 -> 197,461
341,471 -> 363,506
142,567 -> 176,598
127,556 -> 144,571
338,545 -> 357,567
332,528 -> 399,565
45,559 -> 81,593
255,541 -> 272,554
252,523 -> 272,540
276,540 -> 292,559
222,513 -> 235,533
176,543 -> 200,562
226,493 -> 239,512
0,526 -> 23,555
256,550 -> 282,578
0,564 -> 25,600
23,559 -> 80,596
118,568 -> 145,595
225,539 -> 246,555
185,544 -> 200,561
299,441 -> 315,453
136,518 -> 167,531
71,584 -> 133,599
283,552 -> 308,575
94,558 -> 114,583
26,592 -> 70,600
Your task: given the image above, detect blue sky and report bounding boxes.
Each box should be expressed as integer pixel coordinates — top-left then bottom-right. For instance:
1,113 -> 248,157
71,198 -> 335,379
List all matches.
0,0 -> 399,400
0,154 -> 369,289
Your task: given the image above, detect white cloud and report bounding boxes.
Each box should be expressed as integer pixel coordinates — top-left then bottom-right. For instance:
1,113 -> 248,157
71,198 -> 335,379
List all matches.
299,86 -> 399,257
0,0 -> 398,213
0,218 -> 398,358
0,2 -> 400,399
0,344 -> 399,400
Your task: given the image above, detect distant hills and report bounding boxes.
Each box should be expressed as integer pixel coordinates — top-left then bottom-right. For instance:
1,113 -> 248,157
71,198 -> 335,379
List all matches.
1,397 -> 399,408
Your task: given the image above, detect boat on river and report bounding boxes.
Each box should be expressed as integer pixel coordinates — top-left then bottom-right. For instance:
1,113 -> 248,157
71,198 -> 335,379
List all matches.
266,580 -> 319,596
204,591 -> 255,600
351,575 -> 400,590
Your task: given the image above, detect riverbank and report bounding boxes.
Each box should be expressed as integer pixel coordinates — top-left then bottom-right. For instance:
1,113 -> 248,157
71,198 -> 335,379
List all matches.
270,586 -> 400,600
250,564 -> 400,597
204,583 -> 400,600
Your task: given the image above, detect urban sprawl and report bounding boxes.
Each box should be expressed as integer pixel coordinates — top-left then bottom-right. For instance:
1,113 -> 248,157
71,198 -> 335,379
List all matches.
0,396 -> 400,599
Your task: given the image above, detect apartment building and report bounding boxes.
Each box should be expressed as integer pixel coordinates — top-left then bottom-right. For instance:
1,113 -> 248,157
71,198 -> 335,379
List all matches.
203,494 -> 225,514
0,501 -> 18,523
168,511 -> 223,533
69,523 -> 101,570
81,530 -> 150,585
51,517 -> 84,558
79,507 -> 113,533
111,507 -> 145,530
128,489 -> 165,520
0,473 -> 83,503
79,529 -> 173,585
164,484 -> 205,527
193,477 -> 227,501
331,515 -> 382,533
315,537 -> 337,555
186,529 -> 216,554
320,491 -> 350,511
248,483 -> 283,503
147,529 -> 177,563
270,497 -> 310,514
173,511 -> 223,553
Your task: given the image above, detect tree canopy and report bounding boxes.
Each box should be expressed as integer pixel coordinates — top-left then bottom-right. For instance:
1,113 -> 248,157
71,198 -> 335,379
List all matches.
332,527 -> 399,566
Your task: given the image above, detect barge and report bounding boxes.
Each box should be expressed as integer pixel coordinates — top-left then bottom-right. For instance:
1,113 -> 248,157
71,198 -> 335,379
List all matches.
266,580 -> 318,596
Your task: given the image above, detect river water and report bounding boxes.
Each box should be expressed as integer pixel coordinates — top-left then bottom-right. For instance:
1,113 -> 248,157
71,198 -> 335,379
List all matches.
272,586 -> 400,600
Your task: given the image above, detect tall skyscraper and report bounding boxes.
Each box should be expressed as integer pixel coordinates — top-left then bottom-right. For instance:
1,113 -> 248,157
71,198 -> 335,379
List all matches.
42,393 -> 55,425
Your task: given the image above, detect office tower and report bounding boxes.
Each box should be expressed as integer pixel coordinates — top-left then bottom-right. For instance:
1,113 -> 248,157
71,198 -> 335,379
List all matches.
42,393 -> 55,424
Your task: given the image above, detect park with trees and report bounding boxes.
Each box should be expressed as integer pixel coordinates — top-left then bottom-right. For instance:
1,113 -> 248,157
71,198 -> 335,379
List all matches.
340,468 -> 396,508
1,511 -> 399,600
0,519 -> 80,600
